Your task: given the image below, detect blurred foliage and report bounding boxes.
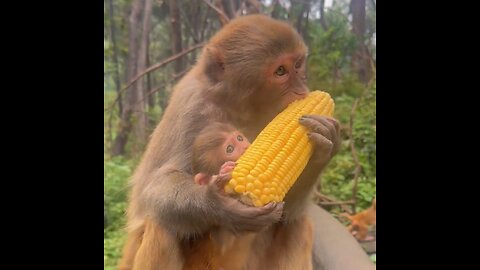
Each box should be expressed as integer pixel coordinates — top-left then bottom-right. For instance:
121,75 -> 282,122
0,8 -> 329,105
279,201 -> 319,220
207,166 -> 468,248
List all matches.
104,156 -> 132,268
370,254 -> 376,263
321,86 -> 376,212
104,0 -> 376,267
305,3 -> 376,213
307,6 -> 363,97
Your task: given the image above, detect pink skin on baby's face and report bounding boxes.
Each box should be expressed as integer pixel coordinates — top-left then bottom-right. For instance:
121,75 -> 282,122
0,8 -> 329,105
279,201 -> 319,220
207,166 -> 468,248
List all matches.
194,130 -> 250,186
220,130 -> 250,162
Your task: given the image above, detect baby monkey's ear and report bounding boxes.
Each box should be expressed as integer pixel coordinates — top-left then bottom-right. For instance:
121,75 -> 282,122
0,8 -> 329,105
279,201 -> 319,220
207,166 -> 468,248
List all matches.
194,172 -> 211,186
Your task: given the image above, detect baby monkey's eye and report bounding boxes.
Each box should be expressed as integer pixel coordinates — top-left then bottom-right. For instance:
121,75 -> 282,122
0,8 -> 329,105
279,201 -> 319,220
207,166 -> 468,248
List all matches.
237,135 -> 243,141
226,145 -> 234,153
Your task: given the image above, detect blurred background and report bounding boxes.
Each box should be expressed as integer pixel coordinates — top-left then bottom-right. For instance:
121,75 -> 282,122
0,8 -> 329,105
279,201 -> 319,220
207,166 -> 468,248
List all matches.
104,0 -> 376,268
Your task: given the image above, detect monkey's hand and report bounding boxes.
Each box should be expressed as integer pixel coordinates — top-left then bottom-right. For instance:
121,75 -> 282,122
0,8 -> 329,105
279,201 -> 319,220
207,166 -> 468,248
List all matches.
208,174 -> 284,232
218,161 -> 236,178
210,161 -> 236,192
299,115 -> 341,167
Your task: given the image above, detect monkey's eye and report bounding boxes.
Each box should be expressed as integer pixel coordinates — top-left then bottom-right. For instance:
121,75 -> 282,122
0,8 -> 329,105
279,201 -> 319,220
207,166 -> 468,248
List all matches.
275,66 -> 286,76
295,59 -> 303,69
237,135 -> 243,141
226,145 -> 234,154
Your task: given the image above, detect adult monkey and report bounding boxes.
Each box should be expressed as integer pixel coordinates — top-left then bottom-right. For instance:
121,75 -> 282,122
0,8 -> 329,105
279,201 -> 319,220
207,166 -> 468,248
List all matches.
118,14 -> 374,270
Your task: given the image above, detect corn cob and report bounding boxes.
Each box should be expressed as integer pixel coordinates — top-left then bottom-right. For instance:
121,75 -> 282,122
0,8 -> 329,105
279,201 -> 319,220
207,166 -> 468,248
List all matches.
224,90 -> 335,207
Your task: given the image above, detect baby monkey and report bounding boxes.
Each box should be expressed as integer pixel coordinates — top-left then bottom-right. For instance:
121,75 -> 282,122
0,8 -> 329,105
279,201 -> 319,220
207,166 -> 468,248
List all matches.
192,122 -> 250,188
184,122 -> 255,270
184,122 -> 313,270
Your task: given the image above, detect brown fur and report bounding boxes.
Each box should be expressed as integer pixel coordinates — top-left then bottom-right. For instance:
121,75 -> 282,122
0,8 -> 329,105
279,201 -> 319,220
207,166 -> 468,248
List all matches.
192,122 -> 237,176
187,122 -> 254,270
189,123 -> 314,270
118,14 -> 346,270
342,198 -> 376,241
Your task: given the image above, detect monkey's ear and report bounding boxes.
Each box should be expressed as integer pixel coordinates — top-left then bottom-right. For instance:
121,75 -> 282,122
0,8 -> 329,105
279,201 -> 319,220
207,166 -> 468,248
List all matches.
204,46 -> 225,83
194,173 -> 211,185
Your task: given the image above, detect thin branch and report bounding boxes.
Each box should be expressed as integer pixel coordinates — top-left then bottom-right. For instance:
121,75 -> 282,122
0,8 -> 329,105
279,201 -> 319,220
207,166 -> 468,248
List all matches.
135,66 -> 192,106
202,0 -> 230,25
105,43 -> 204,111
347,58 -> 375,213
349,98 -> 361,213
367,50 -> 376,89
319,201 -> 355,206
313,190 -> 353,213
179,8 -> 200,43
200,3 -> 210,41
171,67 -> 191,81
107,104 -> 114,156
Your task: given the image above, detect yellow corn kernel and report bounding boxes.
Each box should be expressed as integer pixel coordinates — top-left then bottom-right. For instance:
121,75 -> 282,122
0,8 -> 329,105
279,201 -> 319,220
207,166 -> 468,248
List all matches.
224,90 -> 335,206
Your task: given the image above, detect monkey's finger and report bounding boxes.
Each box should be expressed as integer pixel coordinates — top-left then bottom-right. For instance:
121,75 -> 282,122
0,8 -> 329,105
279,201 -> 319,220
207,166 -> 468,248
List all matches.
236,201 -> 278,217
235,203 -> 283,231
254,201 -> 284,217
307,133 -> 333,155
299,117 -> 333,142
219,164 -> 236,175
221,161 -> 236,168
213,173 -> 232,189
306,115 -> 340,134
328,117 -> 341,135
323,116 -> 342,151
304,115 -> 338,142
252,202 -> 284,223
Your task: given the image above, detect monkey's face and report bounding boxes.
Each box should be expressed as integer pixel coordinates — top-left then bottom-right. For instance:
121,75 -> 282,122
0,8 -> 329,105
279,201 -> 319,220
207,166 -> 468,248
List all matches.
259,51 -> 309,113
221,131 -> 250,162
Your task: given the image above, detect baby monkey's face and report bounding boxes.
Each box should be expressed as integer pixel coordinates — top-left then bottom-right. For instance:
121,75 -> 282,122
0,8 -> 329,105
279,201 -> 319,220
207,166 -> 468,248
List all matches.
221,131 -> 250,161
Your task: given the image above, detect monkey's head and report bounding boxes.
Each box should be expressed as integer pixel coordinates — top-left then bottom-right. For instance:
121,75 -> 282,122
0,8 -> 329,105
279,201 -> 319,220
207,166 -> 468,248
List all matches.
192,122 -> 249,176
202,15 -> 309,122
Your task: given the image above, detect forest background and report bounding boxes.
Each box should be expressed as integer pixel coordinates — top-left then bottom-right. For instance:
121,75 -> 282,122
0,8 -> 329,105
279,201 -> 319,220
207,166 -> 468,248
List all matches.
104,0 -> 376,268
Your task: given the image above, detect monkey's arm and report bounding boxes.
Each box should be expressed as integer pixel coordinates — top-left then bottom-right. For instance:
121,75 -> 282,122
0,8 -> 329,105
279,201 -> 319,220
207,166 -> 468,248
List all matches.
307,204 -> 375,270
284,116 -> 341,217
143,165 -> 283,236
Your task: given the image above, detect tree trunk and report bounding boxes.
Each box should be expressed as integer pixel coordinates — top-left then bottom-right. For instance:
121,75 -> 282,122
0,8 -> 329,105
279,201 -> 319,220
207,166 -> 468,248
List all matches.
319,0 -> 328,31
111,0 -> 143,157
169,0 -> 184,74
146,41 -> 154,111
222,0 -> 236,18
245,0 -> 261,14
108,0 -> 123,117
146,15 -> 157,130
270,0 -> 280,19
351,0 -> 371,84
300,0 -> 310,43
287,0 -> 309,41
132,0 -> 153,149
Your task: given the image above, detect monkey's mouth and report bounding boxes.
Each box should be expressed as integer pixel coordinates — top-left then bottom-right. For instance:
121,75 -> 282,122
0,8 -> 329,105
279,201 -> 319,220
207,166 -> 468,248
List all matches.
293,91 -> 307,98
